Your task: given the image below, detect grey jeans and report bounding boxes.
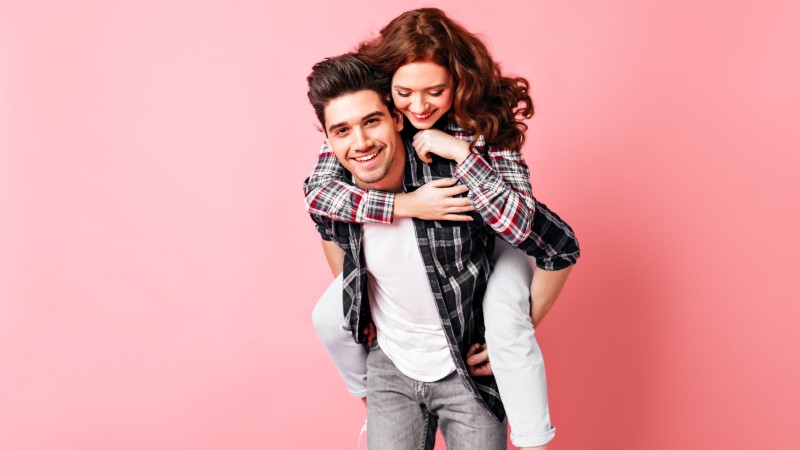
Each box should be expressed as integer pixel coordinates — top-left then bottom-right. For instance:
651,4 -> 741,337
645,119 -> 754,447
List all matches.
312,238 -> 555,447
366,348 -> 507,450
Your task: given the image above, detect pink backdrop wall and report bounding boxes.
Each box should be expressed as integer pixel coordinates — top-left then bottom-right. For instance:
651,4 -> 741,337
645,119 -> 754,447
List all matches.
1,1 -> 798,449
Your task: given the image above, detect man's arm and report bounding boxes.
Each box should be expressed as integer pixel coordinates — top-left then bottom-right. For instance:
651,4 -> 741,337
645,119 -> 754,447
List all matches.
322,240 -> 344,277
467,203 -> 579,377
466,265 -> 574,378
530,265 -> 573,328
308,212 -> 345,277
320,232 -> 376,352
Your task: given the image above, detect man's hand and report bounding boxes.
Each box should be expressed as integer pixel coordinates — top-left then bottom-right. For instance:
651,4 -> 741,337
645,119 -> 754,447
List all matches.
363,322 -> 377,346
359,323 -> 375,410
412,129 -> 471,164
466,343 -> 494,377
395,178 -> 475,221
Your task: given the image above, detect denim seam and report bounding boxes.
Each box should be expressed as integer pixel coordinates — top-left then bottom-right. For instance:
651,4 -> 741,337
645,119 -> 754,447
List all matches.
420,410 -> 429,450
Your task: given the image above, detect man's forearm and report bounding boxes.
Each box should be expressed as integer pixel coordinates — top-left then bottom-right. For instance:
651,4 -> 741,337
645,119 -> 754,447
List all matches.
530,265 -> 573,328
322,240 -> 345,277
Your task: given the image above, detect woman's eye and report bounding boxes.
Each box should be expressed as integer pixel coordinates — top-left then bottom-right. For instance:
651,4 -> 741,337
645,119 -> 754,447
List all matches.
395,91 -> 411,98
430,91 -> 444,97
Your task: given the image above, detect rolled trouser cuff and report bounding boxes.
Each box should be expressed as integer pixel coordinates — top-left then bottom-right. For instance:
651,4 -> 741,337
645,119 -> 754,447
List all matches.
511,426 -> 556,447
348,387 -> 367,398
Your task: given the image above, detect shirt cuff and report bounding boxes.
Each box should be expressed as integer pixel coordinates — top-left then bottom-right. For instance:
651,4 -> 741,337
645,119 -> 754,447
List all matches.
536,256 -> 577,271
356,190 -> 396,224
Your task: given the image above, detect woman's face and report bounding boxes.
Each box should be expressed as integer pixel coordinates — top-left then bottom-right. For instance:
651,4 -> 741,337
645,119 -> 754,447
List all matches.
391,62 -> 454,130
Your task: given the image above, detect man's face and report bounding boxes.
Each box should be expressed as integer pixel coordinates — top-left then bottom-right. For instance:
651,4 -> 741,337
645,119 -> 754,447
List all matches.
324,89 -> 405,191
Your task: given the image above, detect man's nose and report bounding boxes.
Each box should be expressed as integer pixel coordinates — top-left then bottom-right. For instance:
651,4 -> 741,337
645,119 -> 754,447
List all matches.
353,127 -> 371,150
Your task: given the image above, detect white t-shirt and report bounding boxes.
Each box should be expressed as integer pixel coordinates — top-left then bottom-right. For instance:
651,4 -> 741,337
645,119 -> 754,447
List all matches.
363,218 -> 455,382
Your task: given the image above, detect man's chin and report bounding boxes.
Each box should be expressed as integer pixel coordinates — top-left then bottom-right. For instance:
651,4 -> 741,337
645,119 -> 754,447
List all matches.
354,169 -> 388,186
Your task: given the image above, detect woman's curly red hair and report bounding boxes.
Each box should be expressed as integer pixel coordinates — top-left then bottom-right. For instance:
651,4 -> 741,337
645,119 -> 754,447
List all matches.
357,8 -> 534,152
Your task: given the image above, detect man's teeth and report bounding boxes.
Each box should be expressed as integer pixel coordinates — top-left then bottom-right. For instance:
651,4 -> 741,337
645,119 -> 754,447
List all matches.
355,153 -> 378,162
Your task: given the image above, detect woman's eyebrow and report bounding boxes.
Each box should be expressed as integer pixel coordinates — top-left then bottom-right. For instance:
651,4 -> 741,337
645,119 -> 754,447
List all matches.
393,83 -> 448,90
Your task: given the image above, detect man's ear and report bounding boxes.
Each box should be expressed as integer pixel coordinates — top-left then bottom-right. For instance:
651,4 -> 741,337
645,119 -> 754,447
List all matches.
392,108 -> 404,132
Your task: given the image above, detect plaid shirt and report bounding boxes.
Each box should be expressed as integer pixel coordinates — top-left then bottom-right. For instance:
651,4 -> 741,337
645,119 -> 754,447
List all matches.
308,134 -> 580,424
305,119 -> 537,246
304,118 -> 578,270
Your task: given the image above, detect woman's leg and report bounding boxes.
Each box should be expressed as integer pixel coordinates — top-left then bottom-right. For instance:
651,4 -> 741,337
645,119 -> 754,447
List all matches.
311,274 -> 369,398
483,238 -> 555,448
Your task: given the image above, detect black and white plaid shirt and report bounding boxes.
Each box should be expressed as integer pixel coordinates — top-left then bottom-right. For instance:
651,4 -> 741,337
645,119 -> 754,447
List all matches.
311,138 -> 580,424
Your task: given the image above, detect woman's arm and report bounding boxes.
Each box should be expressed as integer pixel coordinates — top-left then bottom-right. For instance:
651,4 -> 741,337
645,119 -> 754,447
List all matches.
483,142 -> 580,270
303,142 -> 396,224
303,141 -> 476,223
413,127 -> 579,270
412,129 -> 535,245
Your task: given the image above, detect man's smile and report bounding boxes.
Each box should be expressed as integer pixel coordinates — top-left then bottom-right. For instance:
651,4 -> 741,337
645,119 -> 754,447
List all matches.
353,152 -> 378,162
352,149 -> 382,164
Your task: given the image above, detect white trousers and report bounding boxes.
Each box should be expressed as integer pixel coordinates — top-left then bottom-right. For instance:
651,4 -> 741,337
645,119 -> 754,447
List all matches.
311,238 -> 555,447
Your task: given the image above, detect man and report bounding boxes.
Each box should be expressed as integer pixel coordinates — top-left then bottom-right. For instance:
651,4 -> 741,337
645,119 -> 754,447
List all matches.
305,54 -> 577,449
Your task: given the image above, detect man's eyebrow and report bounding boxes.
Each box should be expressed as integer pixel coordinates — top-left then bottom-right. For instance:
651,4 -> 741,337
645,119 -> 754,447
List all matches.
393,84 -> 448,90
327,111 -> 385,133
362,111 -> 385,121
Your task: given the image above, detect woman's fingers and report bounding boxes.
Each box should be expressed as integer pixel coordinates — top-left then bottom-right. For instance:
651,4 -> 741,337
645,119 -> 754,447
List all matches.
442,184 -> 469,196
442,214 -> 474,222
426,178 -> 458,187
448,206 -> 475,215
415,145 -> 434,164
446,197 -> 473,207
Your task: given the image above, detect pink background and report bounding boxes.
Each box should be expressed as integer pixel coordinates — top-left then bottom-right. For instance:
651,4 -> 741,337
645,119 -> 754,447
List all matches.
1,1 -> 798,449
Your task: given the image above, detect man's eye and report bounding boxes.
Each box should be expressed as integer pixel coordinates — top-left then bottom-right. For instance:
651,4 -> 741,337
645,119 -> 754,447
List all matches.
366,118 -> 379,125
395,91 -> 411,98
335,128 -> 349,135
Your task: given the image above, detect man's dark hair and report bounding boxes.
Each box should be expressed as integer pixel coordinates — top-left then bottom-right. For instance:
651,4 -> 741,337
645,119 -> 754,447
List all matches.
307,53 -> 393,131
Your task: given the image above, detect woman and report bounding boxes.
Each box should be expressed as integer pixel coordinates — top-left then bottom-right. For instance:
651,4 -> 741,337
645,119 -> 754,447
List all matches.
305,8 -> 578,450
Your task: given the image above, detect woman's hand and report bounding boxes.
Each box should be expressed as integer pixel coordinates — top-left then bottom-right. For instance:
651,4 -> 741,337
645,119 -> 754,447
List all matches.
394,178 -> 475,221
412,129 -> 472,164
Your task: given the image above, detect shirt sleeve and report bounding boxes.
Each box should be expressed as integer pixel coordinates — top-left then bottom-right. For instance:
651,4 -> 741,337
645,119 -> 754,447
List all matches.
452,144 -> 535,245
453,139 -> 579,270
515,199 -> 581,271
302,142 -> 395,224
310,213 -> 334,242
